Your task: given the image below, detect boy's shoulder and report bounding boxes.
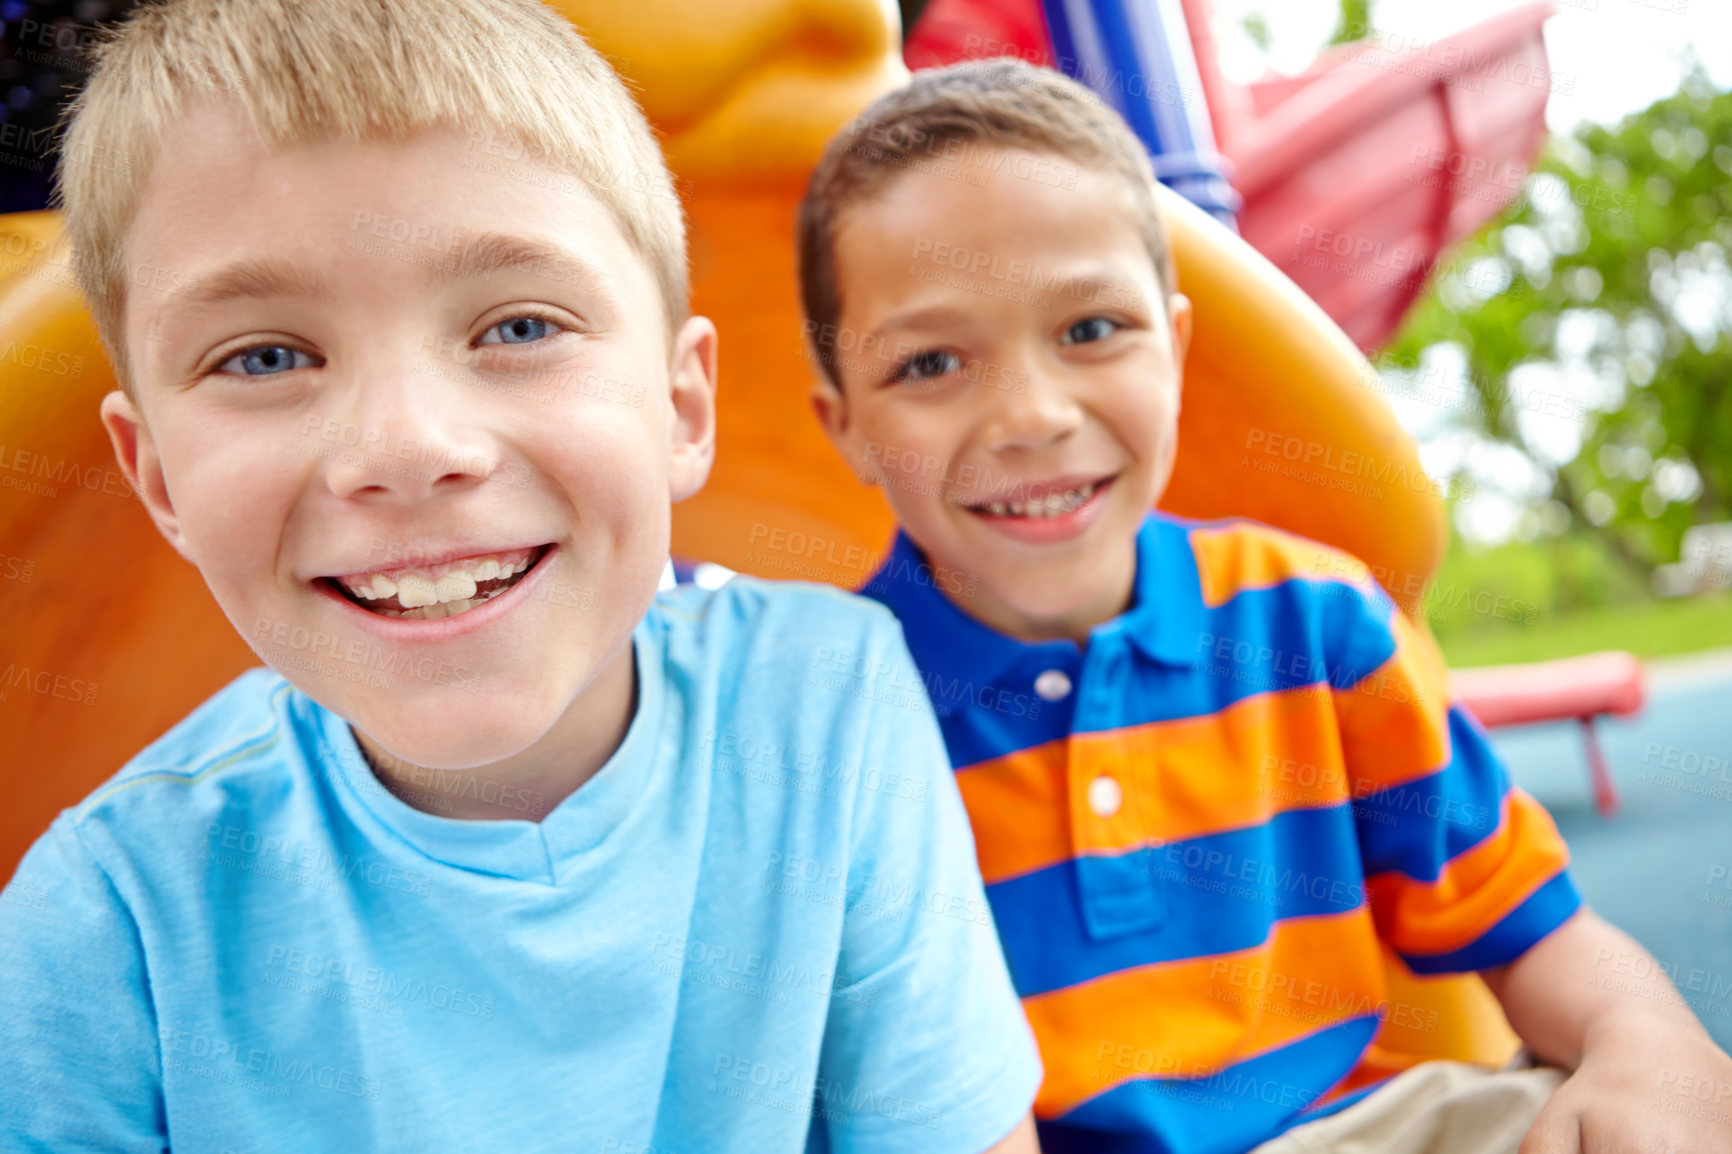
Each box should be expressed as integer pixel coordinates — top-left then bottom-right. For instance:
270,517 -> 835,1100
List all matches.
1152,511 -> 1396,625
1157,511 -> 1381,598
650,572 -> 906,657
69,665 -> 307,833
647,574 -> 928,735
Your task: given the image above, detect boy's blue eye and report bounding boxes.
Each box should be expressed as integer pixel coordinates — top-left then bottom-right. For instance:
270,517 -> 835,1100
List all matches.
891,348 -> 960,384
1061,316 -> 1119,345
481,316 -> 552,345
219,345 -> 315,376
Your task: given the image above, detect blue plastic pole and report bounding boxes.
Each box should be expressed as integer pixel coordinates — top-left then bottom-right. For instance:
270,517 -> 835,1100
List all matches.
1039,0 -> 1241,228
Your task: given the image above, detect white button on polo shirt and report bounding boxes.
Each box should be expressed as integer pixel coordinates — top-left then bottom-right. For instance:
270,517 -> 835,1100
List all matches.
1034,669 -> 1073,701
1087,774 -> 1123,818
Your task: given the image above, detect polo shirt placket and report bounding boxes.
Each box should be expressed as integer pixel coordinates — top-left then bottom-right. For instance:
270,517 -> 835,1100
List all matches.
867,516 -> 1211,945
1067,635 -> 1168,941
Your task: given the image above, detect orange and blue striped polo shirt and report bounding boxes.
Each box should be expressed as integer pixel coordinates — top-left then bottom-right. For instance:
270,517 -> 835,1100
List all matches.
861,511 -> 1579,1154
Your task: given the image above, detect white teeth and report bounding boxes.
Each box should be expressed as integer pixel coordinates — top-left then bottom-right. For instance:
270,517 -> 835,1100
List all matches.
434,573 -> 478,602
383,597 -> 485,621
395,574 -> 439,609
978,481 -> 1098,519
332,546 -> 547,619
347,575 -> 395,600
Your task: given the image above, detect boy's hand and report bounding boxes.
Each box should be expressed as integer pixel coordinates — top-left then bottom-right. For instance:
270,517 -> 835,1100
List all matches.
1518,1005 -> 1732,1152
1480,908 -> 1732,1152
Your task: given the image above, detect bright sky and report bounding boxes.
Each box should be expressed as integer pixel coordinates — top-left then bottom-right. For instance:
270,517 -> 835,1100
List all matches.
1210,0 -> 1732,134
1209,0 -> 1730,546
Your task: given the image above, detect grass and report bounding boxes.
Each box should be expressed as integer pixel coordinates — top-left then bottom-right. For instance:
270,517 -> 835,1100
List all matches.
1436,593 -> 1732,668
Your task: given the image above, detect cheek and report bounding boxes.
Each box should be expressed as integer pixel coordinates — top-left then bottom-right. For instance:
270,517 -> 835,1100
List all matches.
872,406 -> 959,479
535,413 -> 666,535
167,427 -> 298,586
1118,375 -> 1181,463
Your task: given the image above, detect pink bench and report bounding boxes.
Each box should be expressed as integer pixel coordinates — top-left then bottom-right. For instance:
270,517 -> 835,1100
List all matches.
1451,651 -> 1647,817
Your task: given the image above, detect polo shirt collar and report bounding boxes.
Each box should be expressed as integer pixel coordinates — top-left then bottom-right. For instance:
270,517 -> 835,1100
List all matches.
868,531 -> 1065,692
867,512 -> 1205,686
1119,512 -> 1208,669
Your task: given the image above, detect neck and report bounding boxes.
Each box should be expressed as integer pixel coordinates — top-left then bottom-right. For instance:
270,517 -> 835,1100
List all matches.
947,543 -> 1138,649
354,639 -> 639,822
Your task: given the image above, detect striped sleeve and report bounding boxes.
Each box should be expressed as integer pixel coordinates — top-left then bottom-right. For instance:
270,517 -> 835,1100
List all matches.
1329,592 -> 1581,975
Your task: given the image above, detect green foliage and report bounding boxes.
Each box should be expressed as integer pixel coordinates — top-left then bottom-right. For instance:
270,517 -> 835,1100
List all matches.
1240,12 -> 1272,55
1382,64 -> 1732,589
1436,591 -> 1732,668
1326,0 -> 1375,47
1425,527 -> 1649,645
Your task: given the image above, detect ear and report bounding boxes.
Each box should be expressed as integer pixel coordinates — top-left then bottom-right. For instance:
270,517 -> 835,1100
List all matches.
1167,291 -> 1194,401
99,389 -> 197,564
666,314 -> 719,502
808,375 -> 876,487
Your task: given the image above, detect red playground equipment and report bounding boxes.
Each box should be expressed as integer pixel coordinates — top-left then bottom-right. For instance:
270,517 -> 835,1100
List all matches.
1453,653 -> 1649,817
909,0 -> 1559,351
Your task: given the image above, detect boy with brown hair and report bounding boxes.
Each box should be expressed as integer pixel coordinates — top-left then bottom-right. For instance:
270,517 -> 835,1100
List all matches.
801,57 -> 1732,1154
0,4 -> 1043,1150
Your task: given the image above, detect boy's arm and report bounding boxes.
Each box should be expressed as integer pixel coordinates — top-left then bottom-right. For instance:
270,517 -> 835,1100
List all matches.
0,816 -> 167,1151
1330,597 -> 1732,1149
1480,907 -> 1732,1152
813,617 -> 1042,1154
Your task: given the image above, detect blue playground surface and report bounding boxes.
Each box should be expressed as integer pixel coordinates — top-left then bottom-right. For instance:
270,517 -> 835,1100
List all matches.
1490,650 -> 1732,1050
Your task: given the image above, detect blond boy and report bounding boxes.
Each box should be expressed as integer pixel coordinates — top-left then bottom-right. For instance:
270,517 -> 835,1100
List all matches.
0,5 -> 1042,1150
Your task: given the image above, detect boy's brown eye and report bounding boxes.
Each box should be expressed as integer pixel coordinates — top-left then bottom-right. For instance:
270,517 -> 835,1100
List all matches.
1061,316 -> 1120,345
891,348 -> 959,384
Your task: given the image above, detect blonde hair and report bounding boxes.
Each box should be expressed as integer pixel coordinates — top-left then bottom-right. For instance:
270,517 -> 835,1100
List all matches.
798,58 -> 1175,387
54,0 -> 687,393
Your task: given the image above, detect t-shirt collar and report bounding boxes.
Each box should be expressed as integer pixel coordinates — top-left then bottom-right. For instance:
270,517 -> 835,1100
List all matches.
299,621 -> 665,885
865,512 -> 1206,686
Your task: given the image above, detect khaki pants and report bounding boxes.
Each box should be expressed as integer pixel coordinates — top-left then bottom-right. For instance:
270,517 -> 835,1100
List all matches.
1250,1060 -> 1566,1154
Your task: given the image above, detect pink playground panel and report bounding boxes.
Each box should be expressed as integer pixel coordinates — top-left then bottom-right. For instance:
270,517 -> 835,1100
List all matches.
910,0 -> 1558,351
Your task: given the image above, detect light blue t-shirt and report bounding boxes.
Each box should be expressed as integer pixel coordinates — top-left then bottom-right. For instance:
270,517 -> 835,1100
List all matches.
0,579 -> 1040,1154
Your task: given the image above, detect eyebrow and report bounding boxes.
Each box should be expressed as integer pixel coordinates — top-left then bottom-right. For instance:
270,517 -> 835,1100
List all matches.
174,256 -> 330,309
170,231 -> 600,311
442,232 -> 600,291
870,265 -> 1151,339
1066,274 -> 1147,307
872,303 -> 975,337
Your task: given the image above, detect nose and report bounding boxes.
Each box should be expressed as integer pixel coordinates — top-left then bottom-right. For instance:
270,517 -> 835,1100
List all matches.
311,353 -> 515,504
978,357 -> 1085,454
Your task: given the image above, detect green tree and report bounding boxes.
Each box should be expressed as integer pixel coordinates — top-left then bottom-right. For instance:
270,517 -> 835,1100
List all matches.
1382,63 -> 1732,592
1326,0 -> 1376,47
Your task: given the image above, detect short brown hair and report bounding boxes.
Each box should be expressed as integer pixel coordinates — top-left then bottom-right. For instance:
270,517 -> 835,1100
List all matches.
797,58 -> 1176,387
55,0 -> 686,396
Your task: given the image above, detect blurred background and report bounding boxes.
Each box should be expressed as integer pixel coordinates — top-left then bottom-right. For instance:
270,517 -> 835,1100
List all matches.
1220,0 -> 1732,671
1249,0 -> 1732,1050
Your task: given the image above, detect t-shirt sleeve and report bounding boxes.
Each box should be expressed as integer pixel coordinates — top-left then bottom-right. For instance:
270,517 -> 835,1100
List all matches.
813,618 -> 1041,1154
0,815 -> 167,1151
1328,587 -> 1582,975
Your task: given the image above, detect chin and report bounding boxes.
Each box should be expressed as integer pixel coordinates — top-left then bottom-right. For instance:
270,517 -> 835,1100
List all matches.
1022,579 -> 1115,623
356,705 -> 548,772
331,679 -> 566,772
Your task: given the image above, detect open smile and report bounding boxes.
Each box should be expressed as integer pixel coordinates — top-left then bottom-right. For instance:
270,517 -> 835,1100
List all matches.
958,473 -> 1119,543
321,544 -> 554,621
